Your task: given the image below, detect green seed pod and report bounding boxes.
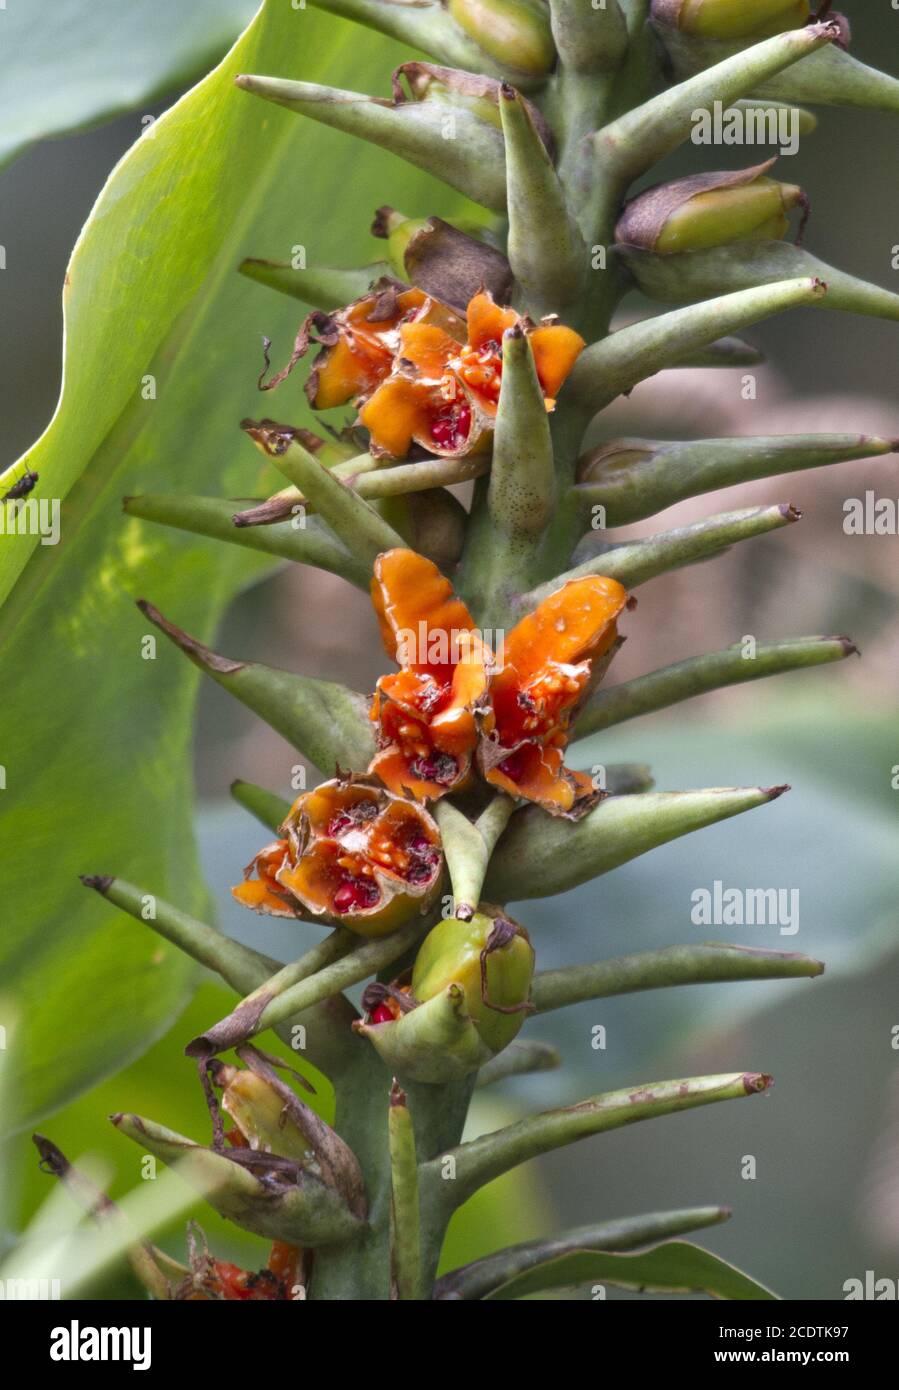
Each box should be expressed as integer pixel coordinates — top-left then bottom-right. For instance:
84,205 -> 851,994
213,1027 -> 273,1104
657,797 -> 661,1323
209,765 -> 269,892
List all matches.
371,206 -> 427,279
651,0 -> 810,41
447,0 -> 557,78
354,907 -> 535,1082
412,907 -> 535,1057
615,160 -> 806,255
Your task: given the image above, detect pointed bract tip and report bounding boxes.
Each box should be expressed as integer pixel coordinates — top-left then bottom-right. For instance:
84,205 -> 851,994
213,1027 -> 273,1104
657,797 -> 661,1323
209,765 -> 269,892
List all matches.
835,635 -> 860,657
80,874 -> 113,894
500,82 -> 517,101
137,600 -> 245,676
763,784 -> 791,801
32,1134 -> 68,1175
780,504 -> 802,522
743,1073 -> 774,1095
234,74 -> 252,90
389,1080 -> 407,1108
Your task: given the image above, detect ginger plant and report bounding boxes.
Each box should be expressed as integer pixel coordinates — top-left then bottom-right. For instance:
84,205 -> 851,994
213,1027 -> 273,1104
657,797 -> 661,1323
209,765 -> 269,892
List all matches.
36,0 -> 899,1300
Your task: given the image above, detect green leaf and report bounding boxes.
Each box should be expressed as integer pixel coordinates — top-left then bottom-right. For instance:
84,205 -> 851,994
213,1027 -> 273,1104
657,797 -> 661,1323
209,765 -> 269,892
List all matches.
436,1205 -> 730,1298
485,1239 -> 777,1300
0,0 -> 258,170
0,0 -> 467,1133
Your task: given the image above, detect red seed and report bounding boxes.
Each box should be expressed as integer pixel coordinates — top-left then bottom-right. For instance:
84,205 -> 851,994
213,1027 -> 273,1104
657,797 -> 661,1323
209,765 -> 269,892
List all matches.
498,749 -> 527,782
429,401 -> 471,453
327,812 -> 354,838
333,877 -> 379,914
369,1003 -> 393,1024
410,753 -> 458,786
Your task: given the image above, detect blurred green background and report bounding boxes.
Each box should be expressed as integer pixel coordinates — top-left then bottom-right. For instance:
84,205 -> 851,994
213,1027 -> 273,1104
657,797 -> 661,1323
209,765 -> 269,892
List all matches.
0,1 -> 897,1298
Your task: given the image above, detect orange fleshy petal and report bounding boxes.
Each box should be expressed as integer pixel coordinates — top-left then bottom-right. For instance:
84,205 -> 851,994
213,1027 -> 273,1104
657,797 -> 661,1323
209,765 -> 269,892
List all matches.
485,744 -> 599,817
359,377 -> 434,458
528,324 -> 586,398
370,549 -> 478,675
231,879 -> 298,918
466,291 -> 517,351
277,840 -> 356,914
369,745 -> 468,801
502,575 -> 628,685
312,336 -> 390,410
398,321 -> 459,379
311,287 -> 428,410
484,743 -> 575,811
431,631 -> 491,751
488,575 -> 627,745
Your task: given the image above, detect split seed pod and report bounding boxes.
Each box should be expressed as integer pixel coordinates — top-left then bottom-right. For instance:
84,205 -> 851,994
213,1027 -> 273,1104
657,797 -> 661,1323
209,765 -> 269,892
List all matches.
615,160 -> 807,256
233,775 -> 444,936
360,288 -> 584,458
179,1226 -> 303,1301
354,907 -> 535,1082
478,574 -> 629,818
111,1048 -> 367,1247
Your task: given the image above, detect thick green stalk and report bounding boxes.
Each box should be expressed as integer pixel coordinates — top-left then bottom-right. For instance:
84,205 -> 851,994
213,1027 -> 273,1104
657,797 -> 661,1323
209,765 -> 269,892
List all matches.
185,931 -> 357,1055
137,599 -> 375,773
388,1085 -> 423,1300
567,278 -> 827,415
618,242 -> 899,323
423,1073 -> 772,1210
484,785 -> 787,900
532,942 -> 824,1013
594,22 -> 837,184
79,876 -> 357,1078
266,436 -> 404,562
237,258 -> 391,307
572,434 -> 895,528
475,1040 -> 562,1089
187,917 -> 432,1056
575,635 -> 857,736
230,779 -> 291,833
235,75 -> 509,212
124,494 -> 371,589
530,503 -> 798,599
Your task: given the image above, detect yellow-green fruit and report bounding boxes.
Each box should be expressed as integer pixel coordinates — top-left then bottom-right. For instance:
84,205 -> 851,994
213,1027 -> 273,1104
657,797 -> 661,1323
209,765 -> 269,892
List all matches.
676,0 -> 809,40
217,1067 -> 311,1165
654,178 -> 803,253
412,909 -> 535,1056
448,0 -> 556,77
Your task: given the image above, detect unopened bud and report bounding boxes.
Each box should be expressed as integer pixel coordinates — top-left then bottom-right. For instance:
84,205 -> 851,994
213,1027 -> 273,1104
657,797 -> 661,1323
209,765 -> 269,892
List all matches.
615,160 -> 807,255
447,0 -> 556,77
651,0 -> 810,40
